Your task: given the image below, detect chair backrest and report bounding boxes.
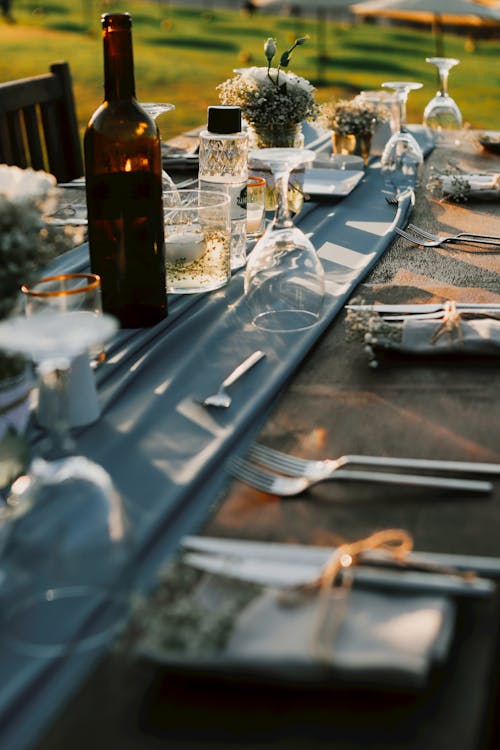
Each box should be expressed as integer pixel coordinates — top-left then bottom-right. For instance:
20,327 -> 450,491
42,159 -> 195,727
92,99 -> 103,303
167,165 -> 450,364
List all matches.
0,61 -> 83,183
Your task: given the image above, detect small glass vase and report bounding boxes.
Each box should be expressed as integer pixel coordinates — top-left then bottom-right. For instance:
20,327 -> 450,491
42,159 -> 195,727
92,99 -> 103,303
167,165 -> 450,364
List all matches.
247,123 -> 305,213
247,123 -> 305,150
332,131 -> 372,166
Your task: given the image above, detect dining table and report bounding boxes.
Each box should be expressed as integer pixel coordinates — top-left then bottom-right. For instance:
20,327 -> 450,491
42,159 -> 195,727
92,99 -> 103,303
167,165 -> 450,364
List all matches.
1,122 -> 500,750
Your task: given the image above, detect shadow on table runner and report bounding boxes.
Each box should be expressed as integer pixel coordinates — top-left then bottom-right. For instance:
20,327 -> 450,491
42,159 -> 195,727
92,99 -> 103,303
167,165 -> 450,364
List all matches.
69,167 -> 417,586
32,131 -> 433,599
0,131 -> 432,750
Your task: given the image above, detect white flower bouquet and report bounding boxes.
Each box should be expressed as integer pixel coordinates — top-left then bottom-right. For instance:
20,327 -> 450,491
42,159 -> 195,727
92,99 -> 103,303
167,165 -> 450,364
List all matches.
217,37 -> 318,144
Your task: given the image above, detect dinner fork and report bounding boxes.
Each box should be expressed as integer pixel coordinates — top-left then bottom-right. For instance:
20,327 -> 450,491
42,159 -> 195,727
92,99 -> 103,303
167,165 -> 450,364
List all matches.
407,224 -> 500,244
384,188 -> 415,206
395,226 -> 500,248
228,456 -> 492,496
247,442 -> 500,479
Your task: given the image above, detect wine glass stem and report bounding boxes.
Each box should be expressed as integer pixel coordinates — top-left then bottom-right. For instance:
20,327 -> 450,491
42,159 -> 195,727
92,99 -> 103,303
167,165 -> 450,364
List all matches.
273,167 -> 294,230
38,358 -> 74,459
398,92 -> 407,133
439,68 -> 449,96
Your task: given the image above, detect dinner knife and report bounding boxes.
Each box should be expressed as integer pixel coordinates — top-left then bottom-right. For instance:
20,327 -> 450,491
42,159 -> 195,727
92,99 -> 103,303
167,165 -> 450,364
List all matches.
182,535 -> 500,577
183,551 -> 494,597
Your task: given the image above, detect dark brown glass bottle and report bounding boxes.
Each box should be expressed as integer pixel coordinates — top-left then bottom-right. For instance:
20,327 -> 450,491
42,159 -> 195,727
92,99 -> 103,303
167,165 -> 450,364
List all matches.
84,12 -> 167,328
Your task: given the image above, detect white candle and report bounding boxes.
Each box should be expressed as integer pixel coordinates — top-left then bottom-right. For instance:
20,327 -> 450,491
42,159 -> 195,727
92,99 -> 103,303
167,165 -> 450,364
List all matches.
164,230 -> 205,265
246,204 -> 264,234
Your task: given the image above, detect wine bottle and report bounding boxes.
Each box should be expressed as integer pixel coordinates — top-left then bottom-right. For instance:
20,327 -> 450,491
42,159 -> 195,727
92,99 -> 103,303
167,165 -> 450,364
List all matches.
84,12 -> 167,328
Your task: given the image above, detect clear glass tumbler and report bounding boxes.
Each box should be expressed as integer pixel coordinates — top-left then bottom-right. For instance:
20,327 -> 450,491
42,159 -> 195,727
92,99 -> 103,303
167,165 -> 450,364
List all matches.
164,189 -> 231,294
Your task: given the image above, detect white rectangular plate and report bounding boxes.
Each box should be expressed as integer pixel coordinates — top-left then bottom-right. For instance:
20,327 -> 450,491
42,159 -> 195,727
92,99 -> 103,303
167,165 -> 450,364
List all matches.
303,167 -> 364,197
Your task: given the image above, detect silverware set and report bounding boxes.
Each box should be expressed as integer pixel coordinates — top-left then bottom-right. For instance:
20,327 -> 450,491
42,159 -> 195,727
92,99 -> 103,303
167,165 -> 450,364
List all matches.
395,224 -> 500,248
181,535 -> 497,597
346,301 -> 500,322
228,442 -> 500,496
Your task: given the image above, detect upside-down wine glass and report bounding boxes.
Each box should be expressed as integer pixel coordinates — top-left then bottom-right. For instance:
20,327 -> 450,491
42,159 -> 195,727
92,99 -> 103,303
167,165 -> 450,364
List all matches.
0,310 -> 133,658
380,81 -> 424,190
244,148 -> 325,332
423,58 -> 462,145
141,102 -> 177,191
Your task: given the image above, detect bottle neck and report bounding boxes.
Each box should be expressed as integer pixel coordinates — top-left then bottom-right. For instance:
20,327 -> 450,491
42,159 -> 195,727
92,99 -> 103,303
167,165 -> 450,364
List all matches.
103,15 -> 136,101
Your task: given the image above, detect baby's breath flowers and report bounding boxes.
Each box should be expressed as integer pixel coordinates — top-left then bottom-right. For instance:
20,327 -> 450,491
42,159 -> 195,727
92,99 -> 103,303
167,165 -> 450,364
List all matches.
427,168 -> 471,202
217,36 -> 318,140
320,98 -> 387,136
0,164 -> 71,379
426,162 -> 500,202
346,303 -> 403,368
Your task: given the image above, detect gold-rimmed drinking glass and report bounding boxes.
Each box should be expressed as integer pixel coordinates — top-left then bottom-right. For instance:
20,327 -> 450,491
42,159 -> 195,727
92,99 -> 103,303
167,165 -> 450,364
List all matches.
22,272 -> 104,365
21,273 -> 105,431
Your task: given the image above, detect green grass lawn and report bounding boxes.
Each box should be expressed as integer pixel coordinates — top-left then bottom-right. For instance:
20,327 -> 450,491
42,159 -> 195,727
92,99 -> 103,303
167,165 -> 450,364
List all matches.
1,0 -> 499,142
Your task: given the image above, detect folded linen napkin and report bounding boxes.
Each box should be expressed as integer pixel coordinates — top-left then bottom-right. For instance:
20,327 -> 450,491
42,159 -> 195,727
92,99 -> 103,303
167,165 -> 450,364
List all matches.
224,586 -> 454,688
400,316 -> 500,355
127,558 -> 455,690
427,168 -> 500,201
346,306 -> 500,366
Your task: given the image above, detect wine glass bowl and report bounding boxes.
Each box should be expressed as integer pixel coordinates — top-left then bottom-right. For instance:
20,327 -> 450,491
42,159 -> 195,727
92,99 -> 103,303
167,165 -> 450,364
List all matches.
140,101 -> 175,121
244,148 -> 325,332
380,81 -> 424,190
0,453 -> 132,657
423,58 -> 462,144
141,101 -> 176,190
0,310 -> 132,658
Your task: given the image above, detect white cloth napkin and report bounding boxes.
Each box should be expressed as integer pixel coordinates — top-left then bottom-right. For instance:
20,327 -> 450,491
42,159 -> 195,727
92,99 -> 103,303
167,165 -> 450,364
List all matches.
137,565 -> 456,690
430,171 -> 500,200
399,317 -> 500,355
225,586 -> 455,688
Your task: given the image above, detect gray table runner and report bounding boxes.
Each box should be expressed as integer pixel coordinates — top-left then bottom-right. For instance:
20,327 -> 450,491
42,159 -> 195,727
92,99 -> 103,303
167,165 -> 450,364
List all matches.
0,128 -> 434,750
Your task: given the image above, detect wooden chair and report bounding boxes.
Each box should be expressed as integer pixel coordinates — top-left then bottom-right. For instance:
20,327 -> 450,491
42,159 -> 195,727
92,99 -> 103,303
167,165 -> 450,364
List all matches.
0,61 -> 83,183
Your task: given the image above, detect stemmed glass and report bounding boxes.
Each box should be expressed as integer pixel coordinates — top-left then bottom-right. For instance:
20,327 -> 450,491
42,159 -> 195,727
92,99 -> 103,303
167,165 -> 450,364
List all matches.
0,310 -> 133,657
141,101 -> 176,191
380,81 -> 424,190
423,58 -> 462,144
244,148 -> 325,332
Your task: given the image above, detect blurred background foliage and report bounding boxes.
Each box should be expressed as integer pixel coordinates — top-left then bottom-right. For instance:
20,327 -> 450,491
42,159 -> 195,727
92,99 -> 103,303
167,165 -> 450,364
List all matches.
0,0 -> 498,141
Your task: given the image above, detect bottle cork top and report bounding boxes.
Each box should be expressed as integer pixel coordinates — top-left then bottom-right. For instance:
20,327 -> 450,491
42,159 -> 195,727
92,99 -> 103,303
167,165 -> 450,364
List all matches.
207,106 -> 242,134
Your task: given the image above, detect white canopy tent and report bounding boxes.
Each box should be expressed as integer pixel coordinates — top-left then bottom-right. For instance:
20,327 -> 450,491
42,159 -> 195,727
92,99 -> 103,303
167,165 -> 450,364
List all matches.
351,0 -> 500,53
351,0 -> 500,25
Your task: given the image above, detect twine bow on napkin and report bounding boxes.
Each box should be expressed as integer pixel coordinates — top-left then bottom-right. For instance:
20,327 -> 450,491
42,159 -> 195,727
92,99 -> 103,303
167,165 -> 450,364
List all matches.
430,300 -> 464,345
303,529 -> 414,664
